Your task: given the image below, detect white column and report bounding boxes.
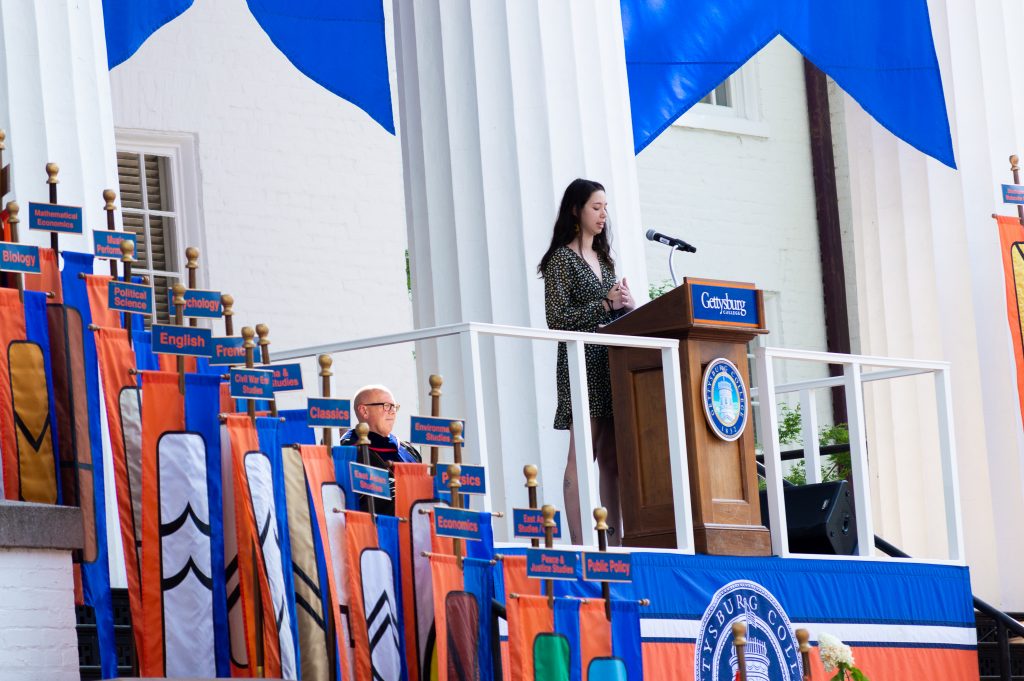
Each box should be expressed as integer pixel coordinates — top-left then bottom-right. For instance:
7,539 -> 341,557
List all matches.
0,0 -> 120,251
840,0 -> 1024,607
392,0 -> 649,539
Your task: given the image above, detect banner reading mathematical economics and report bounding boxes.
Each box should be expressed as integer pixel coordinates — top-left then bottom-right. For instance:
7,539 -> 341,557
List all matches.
409,415 -> 466,447
27,202 -> 83,234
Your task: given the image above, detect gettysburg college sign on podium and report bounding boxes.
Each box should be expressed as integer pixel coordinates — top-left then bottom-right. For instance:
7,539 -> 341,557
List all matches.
600,278 -> 769,555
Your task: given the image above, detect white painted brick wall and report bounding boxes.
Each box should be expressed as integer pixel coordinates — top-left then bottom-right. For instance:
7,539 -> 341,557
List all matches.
108,0 -> 419,416
0,549 -> 79,681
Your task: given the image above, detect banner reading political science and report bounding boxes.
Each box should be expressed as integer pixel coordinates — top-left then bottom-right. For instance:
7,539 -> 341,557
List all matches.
996,214 -> 1024,426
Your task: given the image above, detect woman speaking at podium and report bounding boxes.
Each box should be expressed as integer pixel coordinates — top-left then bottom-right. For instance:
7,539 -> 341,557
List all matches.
538,178 -> 633,544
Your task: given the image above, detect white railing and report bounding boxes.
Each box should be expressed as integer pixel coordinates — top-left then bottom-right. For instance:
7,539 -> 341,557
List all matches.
277,322 -> 695,551
753,346 -> 965,564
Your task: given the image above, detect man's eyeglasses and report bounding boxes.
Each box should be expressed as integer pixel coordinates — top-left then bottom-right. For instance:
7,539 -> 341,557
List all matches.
364,402 -> 400,414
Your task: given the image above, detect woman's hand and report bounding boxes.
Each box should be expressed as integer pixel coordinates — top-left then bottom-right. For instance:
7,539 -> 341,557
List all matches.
606,283 -> 625,310
618,278 -> 635,311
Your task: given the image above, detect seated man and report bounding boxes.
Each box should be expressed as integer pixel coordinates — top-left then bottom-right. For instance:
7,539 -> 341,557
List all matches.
340,384 -> 421,514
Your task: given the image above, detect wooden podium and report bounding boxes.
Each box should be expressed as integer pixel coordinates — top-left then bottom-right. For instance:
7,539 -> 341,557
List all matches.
600,278 -> 771,555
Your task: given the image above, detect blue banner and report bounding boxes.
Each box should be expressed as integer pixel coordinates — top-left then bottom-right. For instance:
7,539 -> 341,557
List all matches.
408,415 -> 465,447
103,0 -> 195,68
307,398 -> 350,427
620,0 -> 955,167
108,280 -> 154,315
349,461 -> 391,500
151,324 -> 212,357
331,446 -> 359,510
92,230 -> 137,260
582,552 -> 632,583
27,202 -> 83,234
435,464 -> 486,496
0,242 -> 40,273
209,336 -> 245,366
269,363 -> 303,392
434,506 -> 485,542
690,282 -> 758,327
512,508 -> 562,539
463,557 -> 496,681
229,368 -> 274,400
376,515 -> 410,681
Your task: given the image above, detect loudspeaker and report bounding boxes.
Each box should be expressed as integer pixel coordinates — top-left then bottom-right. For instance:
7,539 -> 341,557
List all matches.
758,480 -> 857,555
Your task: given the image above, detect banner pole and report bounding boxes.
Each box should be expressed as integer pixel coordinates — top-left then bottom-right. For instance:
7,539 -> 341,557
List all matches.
732,621 -> 748,681
185,247 -> 199,327
356,422 -> 377,517
524,465 -> 540,548
318,354 -> 333,447
593,507 -> 611,620
0,130 -> 7,201
46,163 -> 59,255
221,294 -> 234,336
256,323 -> 277,417
450,421 -> 464,465
543,504 -> 556,607
242,326 -> 256,420
173,283 -> 187,394
796,629 -> 812,681
103,190 -> 118,278
6,201 -> 22,300
1011,155 -> 1023,226
120,240 -> 135,344
429,374 -> 442,470
447,464 -> 463,566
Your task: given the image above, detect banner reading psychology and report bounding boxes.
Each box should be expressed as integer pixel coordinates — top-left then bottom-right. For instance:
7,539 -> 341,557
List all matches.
526,549 -> 578,580
229,368 -> 274,400
151,324 -> 212,357
167,288 -> 223,318
434,507 -> 484,542
208,336 -> 245,366
409,415 -> 466,447
0,242 -> 41,273
582,552 -> 632,583
306,398 -> 350,427
27,202 -> 83,234
512,508 -> 562,539
349,461 -> 391,500
93,231 -> 137,259
108,281 -> 154,315
435,464 -> 486,496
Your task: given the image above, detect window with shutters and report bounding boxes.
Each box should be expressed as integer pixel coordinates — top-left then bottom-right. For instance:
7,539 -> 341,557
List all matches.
114,131 -> 204,326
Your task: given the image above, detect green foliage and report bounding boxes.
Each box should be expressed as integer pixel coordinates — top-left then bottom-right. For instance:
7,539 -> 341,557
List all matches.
649,279 -> 675,299
770,402 -> 852,485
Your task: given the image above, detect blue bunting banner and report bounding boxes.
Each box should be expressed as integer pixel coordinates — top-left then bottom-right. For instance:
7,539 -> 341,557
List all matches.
103,0 -> 195,68
620,0 -> 956,167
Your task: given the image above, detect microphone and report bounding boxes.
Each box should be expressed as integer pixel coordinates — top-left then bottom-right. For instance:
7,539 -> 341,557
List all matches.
646,229 -> 697,253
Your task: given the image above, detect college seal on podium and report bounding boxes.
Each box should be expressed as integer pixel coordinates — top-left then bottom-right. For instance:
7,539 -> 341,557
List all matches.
702,357 -> 748,441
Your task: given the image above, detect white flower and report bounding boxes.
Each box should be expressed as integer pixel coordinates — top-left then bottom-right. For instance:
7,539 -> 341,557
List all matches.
818,632 -> 855,672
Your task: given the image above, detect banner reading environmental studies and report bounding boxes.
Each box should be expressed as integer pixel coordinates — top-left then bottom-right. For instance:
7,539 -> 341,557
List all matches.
494,550 -> 977,681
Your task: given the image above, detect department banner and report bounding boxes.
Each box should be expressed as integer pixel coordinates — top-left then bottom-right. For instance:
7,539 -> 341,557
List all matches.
345,511 -> 380,681
393,463 -> 434,681
996,214 -> 1024,425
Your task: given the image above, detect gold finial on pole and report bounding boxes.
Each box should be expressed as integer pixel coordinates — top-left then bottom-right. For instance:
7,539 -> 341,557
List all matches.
173,283 -> 188,394
6,201 -> 23,299
594,507 -> 611,619
796,629 -> 811,681
448,463 -> 463,564
319,354 -> 334,447
542,504 -> 557,607
450,420 -> 464,465
1012,155 -> 1024,226
355,421 -> 370,447
732,621 -> 748,681
524,464 -> 540,547
242,326 -> 256,420
356,422 -> 377,517
255,323 -> 277,417
1011,155 -> 1020,173
221,294 -> 234,336
0,129 -> 6,150
103,189 -> 118,277
184,247 -> 199,327
119,239 -> 136,339
45,163 -> 59,252
429,374 -> 443,469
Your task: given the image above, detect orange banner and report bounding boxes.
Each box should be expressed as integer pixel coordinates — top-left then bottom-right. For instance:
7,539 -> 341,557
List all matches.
502,556 -> 544,681
138,370 -> 184,675
93,325 -> 143,656
579,599 -> 612,681
997,214 -> 1024,425
0,288 -> 27,499
85,274 -> 120,329
507,594 -> 554,681
394,462 -> 434,681
345,510 -> 379,681
428,553 -> 465,680
226,414 -> 282,678
24,247 -> 62,303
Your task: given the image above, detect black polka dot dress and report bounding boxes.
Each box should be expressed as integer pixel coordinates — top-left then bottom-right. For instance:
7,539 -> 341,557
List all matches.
543,246 -> 618,430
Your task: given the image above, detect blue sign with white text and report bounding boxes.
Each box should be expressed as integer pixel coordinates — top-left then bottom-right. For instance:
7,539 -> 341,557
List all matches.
1004,184 -> 1024,205
582,551 -> 633,582
167,288 -> 223,318
93,230 -> 137,260
434,506 -> 484,542
269,363 -> 304,392
209,336 -> 245,366
151,324 -> 212,357
409,415 -> 466,447
28,202 -> 83,234
512,508 -> 562,539
0,242 -> 41,273
108,281 -> 154,315
527,549 -> 579,581
690,282 -> 759,327
230,368 -> 274,400
349,462 -> 391,500
307,398 -> 351,427
435,464 -> 486,496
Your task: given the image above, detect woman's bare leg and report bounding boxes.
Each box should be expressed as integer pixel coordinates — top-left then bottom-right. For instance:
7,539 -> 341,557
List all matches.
564,429 -> 583,544
592,417 -> 622,546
